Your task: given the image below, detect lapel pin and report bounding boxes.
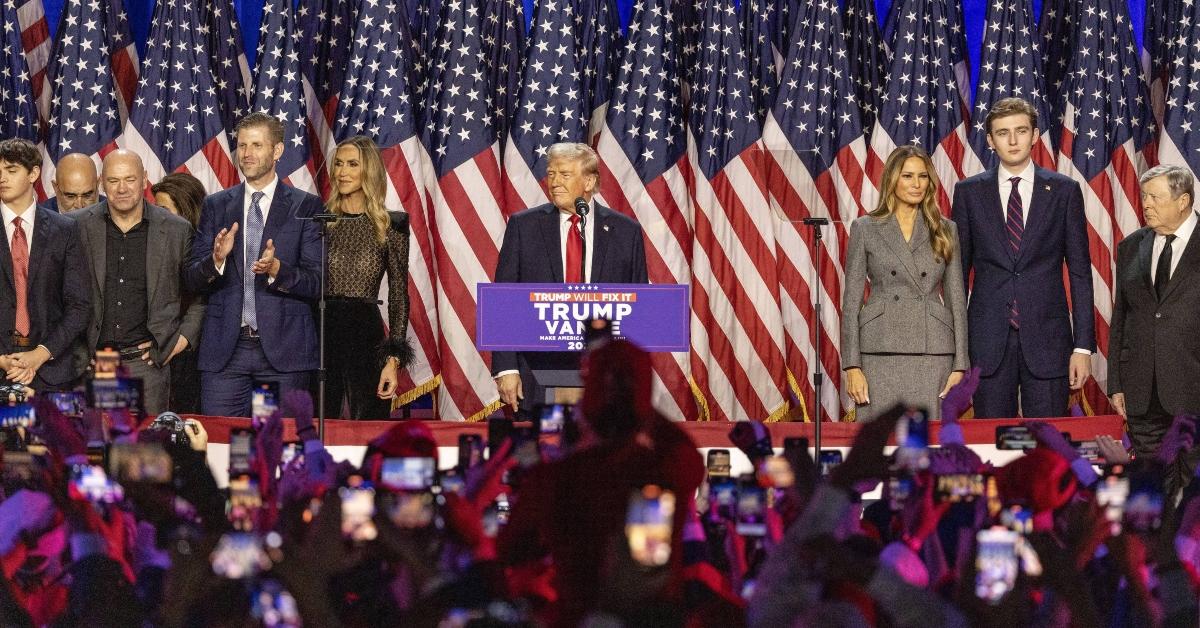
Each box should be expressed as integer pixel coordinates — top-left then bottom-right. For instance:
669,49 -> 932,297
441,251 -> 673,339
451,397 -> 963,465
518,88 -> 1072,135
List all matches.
603,224 -> 610,232
1044,184 -> 1051,191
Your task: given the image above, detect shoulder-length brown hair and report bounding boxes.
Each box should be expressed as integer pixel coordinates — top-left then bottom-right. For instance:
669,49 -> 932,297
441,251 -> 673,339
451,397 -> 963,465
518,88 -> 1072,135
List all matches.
870,145 -> 955,263
325,135 -> 390,243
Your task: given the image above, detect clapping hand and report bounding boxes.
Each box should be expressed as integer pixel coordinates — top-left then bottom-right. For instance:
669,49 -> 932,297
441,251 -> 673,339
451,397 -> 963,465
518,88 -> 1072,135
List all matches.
212,222 -> 239,266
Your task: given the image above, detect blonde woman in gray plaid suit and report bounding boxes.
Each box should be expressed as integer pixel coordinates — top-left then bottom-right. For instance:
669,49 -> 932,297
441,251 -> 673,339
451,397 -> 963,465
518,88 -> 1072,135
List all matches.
841,146 -> 969,422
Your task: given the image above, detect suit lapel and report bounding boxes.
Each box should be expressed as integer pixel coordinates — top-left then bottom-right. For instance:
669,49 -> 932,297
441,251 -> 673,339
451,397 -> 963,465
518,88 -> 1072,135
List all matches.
537,206 -> 564,283
1016,168 -> 1050,266
26,208 -> 50,297
1159,213 -> 1200,303
876,215 -> 922,285
590,203 -> 612,282
1136,229 -> 1156,299
86,207 -> 107,300
228,184 -> 246,281
145,206 -> 166,304
0,219 -> 11,291
260,184 -> 292,252
977,169 -> 1011,264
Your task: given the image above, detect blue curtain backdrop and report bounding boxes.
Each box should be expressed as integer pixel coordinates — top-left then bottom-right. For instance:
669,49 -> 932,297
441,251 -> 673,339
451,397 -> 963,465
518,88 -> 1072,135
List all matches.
35,0 -> 1147,108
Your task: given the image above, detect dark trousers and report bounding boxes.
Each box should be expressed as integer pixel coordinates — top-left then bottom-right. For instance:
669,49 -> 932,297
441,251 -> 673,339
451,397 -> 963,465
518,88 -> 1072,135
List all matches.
122,353 -> 170,417
1127,378 -> 1200,499
324,300 -> 391,419
169,350 -> 201,414
200,337 -> 311,417
974,328 -> 1068,418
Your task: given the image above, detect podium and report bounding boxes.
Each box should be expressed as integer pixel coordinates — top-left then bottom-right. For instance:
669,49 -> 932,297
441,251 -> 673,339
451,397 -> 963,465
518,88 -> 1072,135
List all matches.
531,369 -> 584,405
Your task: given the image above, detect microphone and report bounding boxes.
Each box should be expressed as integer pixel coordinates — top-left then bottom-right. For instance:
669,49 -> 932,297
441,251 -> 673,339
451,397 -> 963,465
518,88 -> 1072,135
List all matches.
573,197 -> 590,217
573,197 -> 589,283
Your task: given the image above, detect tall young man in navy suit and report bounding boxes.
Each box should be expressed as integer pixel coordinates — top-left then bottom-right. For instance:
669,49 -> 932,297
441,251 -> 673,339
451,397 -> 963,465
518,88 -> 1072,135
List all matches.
492,142 -> 648,410
952,98 -> 1095,418
185,113 -> 323,416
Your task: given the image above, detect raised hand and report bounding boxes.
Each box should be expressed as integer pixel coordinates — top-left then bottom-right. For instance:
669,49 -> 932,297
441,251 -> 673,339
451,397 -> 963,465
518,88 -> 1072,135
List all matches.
940,366 -> 981,423
212,222 -> 239,266
252,238 -> 280,277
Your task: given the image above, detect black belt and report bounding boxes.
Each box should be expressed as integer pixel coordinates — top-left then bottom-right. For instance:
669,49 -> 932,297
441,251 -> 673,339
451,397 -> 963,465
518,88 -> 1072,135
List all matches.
240,326 -> 260,339
326,296 -> 383,305
9,333 -> 34,349
98,340 -> 154,359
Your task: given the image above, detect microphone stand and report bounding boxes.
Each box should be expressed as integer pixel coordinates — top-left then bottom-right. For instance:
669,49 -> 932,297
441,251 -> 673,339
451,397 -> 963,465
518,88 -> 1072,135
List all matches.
298,211 -> 363,441
574,198 -> 589,283
801,216 -> 829,460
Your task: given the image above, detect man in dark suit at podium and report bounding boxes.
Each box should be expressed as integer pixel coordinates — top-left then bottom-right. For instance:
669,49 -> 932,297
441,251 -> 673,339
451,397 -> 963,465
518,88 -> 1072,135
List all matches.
1109,165 -> 1200,491
952,98 -> 1095,418
492,142 -> 648,410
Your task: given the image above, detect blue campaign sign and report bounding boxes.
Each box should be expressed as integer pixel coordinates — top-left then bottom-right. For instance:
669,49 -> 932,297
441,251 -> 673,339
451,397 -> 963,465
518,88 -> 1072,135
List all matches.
476,283 -> 690,352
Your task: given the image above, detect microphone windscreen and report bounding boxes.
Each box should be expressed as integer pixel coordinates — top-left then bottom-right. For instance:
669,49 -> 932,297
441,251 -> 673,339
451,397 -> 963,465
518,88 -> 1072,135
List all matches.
574,197 -> 590,216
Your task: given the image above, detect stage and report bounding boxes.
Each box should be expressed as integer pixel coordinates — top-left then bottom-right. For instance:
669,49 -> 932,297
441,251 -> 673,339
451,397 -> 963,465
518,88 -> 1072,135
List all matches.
187,414 -> 1126,487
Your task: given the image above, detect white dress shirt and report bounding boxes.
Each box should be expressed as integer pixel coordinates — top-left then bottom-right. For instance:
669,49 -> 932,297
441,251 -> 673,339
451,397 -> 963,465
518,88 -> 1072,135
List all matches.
214,175 -> 279,276
0,199 -> 37,253
1151,211 -> 1197,282
997,160 -> 1035,222
558,201 -> 596,283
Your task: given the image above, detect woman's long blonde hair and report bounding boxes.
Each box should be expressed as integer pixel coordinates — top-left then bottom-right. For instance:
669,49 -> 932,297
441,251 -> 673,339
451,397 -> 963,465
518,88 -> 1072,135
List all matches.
870,145 -> 955,263
326,135 -> 390,244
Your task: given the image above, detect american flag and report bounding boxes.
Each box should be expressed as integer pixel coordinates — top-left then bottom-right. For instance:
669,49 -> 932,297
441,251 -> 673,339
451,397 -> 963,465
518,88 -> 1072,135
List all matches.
42,0 -> 125,188
333,0 -> 441,409
501,0 -> 587,213
842,0 -> 890,141
763,0 -> 870,423
481,0 -> 525,151
1,0 -> 39,141
1055,0 -> 1154,415
1159,0 -> 1200,177
1038,0 -> 1080,149
105,0 -> 138,125
686,0 -> 789,422
297,0 -> 356,193
15,0 -> 50,137
576,0 -> 620,143
868,0 -> 981,214
738,0 -> 778,123
250,0 -> 318,193
420,0 -> 507,421
968,0 -> 1054,169
202,0 -> 252,143
1143,0 -> 1186,137
594,0 -> 697,422
122,0 -> 238,194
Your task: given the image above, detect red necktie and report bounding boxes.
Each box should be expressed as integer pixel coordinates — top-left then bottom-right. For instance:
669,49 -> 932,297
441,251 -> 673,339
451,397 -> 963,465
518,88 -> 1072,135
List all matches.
566,214 -> 583,283
11,217 -> 29,336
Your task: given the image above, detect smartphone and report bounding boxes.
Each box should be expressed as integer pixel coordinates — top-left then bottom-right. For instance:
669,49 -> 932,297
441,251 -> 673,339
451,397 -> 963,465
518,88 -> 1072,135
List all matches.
999,504 -> 1034,535
380,457 -> 435,491
68,465 -> 124,504
86,377 -> 144,412
760,455 -> 794,488
1096,474 -> 1130,535
250,579 -> 301,628
1125,471 -> 1164,533
895,409 -> 930,471
210,532 -> 268,579
511,425 -> 540,469
709,477 -> 737,519
280,441 -> 303,468
93,348 -> 121,379
888,474 -> 914,511
47,392 -> 85,416
229,428 -> 254,477
250,381 -> 279,430
339,483 -> 377,542
383,490 -> 436,529
108,443 -> 173,484
975,528 -> 1019,604
995,425 -> 1036,450
818,450 -> 843,476
0,403 -> 36,428
735,483 -> 767,537
438,470 -> 465,495
934,474 -> 988,503
1074,440 -> 1101,463
539,404 -> 566,434
487,418 -> 513,458
458,434 -> 484,470
625,485 -> 676,566
228,475 -> 262,531
707,449 -> 732,480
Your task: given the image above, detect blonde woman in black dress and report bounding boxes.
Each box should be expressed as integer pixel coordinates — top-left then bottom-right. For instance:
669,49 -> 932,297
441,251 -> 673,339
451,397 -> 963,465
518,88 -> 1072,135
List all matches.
325,135 -> 413,419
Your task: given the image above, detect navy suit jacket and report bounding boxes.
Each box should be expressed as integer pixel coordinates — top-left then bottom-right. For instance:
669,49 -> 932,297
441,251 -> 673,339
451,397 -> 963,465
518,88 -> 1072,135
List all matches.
0,207 -> 91,387
184,181 -> 323,373
491,202 -> 648,377
952,166 -> 1095,379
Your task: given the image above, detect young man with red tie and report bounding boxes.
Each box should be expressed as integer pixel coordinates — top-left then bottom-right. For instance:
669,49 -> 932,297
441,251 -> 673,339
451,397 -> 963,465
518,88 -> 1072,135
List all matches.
951,98 -> 1095,418
0,138 -> 91,390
